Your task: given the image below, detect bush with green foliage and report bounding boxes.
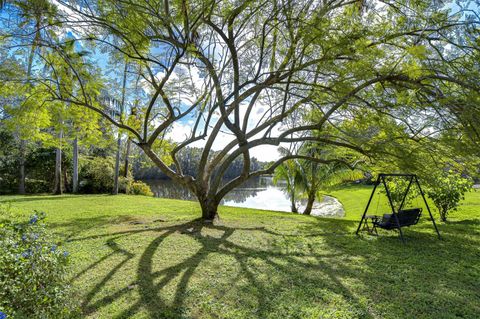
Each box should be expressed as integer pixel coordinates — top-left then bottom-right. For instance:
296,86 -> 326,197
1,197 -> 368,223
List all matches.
79,156 -> 115,193
118,175 -> 133,194
0,211 -> 74,318
127,181 -> 153,196
25,179 -> 51,194
427,173 -> 472,222
0,144 -> 69,194
26,147 -> 72,193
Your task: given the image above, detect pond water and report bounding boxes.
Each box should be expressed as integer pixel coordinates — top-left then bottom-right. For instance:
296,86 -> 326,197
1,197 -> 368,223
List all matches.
144,176 -> 344,217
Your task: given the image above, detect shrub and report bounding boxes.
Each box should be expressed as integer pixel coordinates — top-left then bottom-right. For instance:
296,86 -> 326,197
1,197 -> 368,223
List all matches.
25,147 -> 66,193
127,181 -> 153,196
0,211 -> 74,318
427,173 -> 472,222
118,175 -> 134,194
25,178 -> 51,194
79,156 -> 115,193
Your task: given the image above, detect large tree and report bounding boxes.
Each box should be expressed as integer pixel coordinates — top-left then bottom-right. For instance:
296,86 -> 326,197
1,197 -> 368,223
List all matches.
0,0 -> 58,193
15,0 -> 480,220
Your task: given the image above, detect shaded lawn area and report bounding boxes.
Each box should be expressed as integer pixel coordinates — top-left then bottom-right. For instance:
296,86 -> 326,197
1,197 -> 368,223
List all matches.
0,187 -> 479,319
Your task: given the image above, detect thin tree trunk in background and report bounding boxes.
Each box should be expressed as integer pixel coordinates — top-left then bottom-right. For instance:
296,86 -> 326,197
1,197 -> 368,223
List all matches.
63,162 -> 69,192
18,138 -> 26,194
113,61 -> 128,194
72,136 -> 79,193
123,137 -> 131,178
290,189 -> 298,213
113,135 -> 121,194
54,128 -> 63,195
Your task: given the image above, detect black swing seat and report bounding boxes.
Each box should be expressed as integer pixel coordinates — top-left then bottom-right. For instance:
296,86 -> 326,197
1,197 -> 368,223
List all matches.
373,208 -> 422,230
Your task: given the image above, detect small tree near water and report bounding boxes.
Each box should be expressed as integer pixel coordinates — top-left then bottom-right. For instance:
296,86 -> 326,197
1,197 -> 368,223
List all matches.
427,174 -> 472,222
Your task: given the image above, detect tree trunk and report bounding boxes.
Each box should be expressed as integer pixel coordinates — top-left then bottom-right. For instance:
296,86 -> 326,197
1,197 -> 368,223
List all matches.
303,191 -> 316,215
18,138 -> 26,194
113,135 -> 121,194
440,209 -> 447,222
140,143 -> 217,222
72,137 -> 79,193
290,189 -> 298,213
199,196 -> 219,222
123,137 -> 131,178
54,129 -> 63,195
63,162 -> 69,193
113,60 -> 128,194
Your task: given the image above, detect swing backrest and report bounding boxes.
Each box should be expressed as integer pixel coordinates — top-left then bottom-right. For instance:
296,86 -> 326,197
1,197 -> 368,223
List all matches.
396,208 -> 422,226
379,208 -> 422,229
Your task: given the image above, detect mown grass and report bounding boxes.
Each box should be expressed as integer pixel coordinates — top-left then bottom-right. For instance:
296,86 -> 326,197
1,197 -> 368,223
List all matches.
0,186 -> 479,319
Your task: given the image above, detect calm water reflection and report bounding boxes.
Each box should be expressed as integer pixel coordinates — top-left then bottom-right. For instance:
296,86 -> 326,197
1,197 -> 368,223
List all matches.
144,177 -> 344,216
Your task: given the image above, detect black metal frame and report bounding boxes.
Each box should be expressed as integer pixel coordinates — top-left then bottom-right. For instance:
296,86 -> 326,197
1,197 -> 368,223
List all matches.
355,173 -> 441,243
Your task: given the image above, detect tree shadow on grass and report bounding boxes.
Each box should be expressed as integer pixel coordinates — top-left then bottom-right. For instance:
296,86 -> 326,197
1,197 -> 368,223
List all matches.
51,215 -> 142,245
66,215 -> 480,319
64,217 -> 372,318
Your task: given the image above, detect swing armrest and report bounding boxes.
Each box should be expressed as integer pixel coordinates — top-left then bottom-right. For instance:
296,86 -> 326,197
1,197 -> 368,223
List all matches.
365,215 -> 380,223
371,214 -> 392,226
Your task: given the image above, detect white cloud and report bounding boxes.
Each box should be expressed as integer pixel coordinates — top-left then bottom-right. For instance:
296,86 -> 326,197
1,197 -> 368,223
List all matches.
249,145 -> 280,162
50,0 -> 92,39
163,88 -> 289,162
166,108 -> 282,162
139,64 -> 206,106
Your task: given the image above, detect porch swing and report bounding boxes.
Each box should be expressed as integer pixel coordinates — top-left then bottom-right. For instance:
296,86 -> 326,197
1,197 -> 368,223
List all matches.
355,173 -> 441,243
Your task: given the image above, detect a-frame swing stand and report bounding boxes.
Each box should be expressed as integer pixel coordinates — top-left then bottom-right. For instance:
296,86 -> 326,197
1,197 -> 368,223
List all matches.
355,173 -> 441,243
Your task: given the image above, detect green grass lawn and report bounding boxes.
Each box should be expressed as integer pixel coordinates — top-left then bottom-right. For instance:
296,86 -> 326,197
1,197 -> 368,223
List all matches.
1,186 -> 479,319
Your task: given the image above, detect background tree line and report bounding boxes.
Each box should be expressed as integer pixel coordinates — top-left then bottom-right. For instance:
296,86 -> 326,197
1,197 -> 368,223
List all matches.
134,147 -> 267,180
